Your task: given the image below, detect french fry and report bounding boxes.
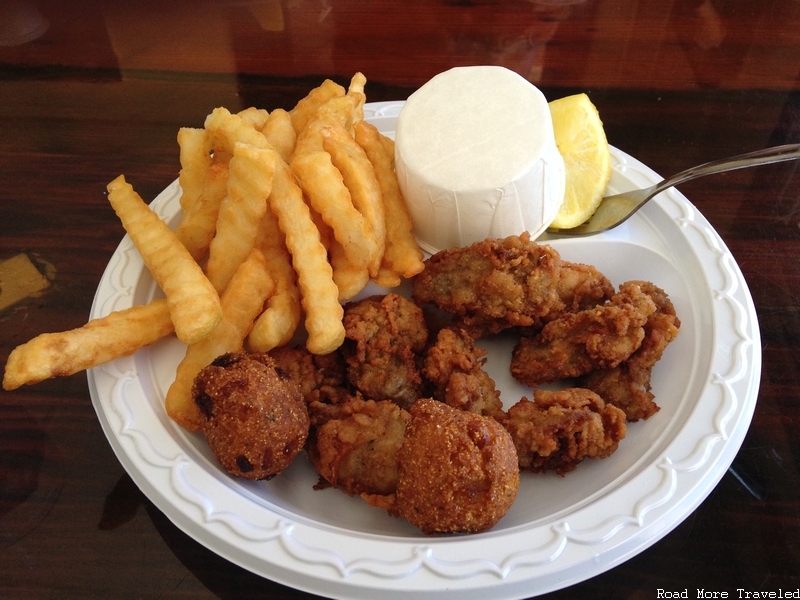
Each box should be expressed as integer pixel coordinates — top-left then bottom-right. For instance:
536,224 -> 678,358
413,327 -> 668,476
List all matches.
346,72 -> 367,124
175,162 -> 229,262
262,108 -> 296,163
291,104 -> 347,158
237,106 -> 270,130
291,73 -> 367,160
248,208 -> 302,352
2,299 -> 174,390
177,127 -> 212,213
165,249 -> 276,430
322,123 -> 385,277
107,175 -> 222,345
205,143 -> 278,292
269,161 -> 344,355
10,74 -> 420,392
290,151 -> 376,273
353,119 -> 425,279
329,239 -> 370,301
307,208 -> 369,299
379,133 -> 395,162
204,107 -> 272,164
289,78 -> 345,135
372,266 -> 402,289
309,73 -> 366,135
309,204 -> 334,250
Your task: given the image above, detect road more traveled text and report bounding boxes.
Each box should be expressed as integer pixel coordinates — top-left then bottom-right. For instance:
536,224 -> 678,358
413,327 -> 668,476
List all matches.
657,590 -> 800,599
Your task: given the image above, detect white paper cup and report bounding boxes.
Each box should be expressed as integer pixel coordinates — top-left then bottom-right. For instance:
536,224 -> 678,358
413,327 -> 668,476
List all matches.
395,66 -> 565,253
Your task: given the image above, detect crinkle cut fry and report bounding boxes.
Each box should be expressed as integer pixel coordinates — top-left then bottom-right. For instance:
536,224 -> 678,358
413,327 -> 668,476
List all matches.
248,203 -> 303,352
165,249 -> 275,431
289,78 -> 346,135
204,143 -> 278,293
353,119 -> 424,281
262,108 -> 296,163
177,127 -> 212,212
290,150 -> 376,273
269,160 -> 345,355
106,175 -> 222,345
2,299 -> 174,391
322,123 -> 386,277
175,162 -> 229,263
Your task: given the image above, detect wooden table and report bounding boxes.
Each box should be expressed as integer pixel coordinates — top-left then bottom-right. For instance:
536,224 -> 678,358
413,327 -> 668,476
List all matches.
1,1 -> 799,598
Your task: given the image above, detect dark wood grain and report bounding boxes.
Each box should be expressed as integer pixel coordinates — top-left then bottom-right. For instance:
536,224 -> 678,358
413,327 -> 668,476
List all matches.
1,0 -> 799,598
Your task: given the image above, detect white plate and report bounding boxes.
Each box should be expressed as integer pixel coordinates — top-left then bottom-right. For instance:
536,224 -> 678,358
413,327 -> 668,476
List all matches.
88,101 -> 761,600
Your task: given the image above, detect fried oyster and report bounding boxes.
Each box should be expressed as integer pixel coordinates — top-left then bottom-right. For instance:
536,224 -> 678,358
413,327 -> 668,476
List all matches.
423,326 -> 504,420
579,281 -> 681,421
341,293 -> 429,410
510,281 -> 657,387
503,388 -> 626,476
306,396 -> 411,498
412,232 -> 613,338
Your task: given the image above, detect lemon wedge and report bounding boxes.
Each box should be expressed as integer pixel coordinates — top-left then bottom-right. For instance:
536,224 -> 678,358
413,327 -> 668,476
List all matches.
548,93 -> 612,229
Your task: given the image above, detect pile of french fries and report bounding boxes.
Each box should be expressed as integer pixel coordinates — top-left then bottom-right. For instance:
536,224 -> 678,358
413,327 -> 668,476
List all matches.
3,73 -> 425,431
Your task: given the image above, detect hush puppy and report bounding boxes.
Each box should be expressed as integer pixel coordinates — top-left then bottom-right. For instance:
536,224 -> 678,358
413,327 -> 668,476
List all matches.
192,351 -> 309,480
396,399 -> 519,535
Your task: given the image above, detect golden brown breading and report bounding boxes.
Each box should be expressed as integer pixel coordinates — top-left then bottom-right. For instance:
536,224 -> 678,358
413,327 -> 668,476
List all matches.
422,327 -> 505,420
268,344 -> 348,406
580,281 -> 681,421
555,260 -> 617,315
412,232 -> 613,338
341,293 -> 429,409
412,233 -> 562,335
307,397 -> 410,497
395,399 -> 519,535
192,351 -> 309,480
503,388 -> 626,476
510,281 -> 657,387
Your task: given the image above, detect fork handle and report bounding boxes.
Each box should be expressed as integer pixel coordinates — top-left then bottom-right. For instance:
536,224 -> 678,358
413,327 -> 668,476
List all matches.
653,143 -> 800,195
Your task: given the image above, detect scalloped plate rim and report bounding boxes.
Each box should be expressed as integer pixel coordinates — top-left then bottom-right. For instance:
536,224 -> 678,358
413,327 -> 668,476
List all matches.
87,101 -> 761,600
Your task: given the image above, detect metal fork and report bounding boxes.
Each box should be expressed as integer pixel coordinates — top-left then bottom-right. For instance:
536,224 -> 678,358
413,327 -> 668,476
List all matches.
547,143 -> 800,236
